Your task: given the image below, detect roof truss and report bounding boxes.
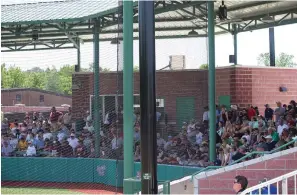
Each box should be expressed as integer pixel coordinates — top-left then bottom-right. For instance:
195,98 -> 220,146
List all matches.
1,1 -> 297,52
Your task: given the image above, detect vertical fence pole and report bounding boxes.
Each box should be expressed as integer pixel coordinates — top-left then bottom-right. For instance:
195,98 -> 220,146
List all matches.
207,1 -> 216,162
93,19 -> 101,157
123,0 -> 134,192
138,1 -> 158,194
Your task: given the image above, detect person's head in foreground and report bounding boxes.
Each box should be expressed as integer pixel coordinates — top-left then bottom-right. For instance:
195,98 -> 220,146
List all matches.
233,175 -> 248,194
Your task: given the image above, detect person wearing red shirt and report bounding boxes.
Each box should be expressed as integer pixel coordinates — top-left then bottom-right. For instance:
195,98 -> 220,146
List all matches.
49,107 -> 63,132
247,105 -> 257,120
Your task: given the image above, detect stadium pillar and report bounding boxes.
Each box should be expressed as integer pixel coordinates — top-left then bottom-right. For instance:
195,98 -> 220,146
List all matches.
207,1 -> 216,162
123,0 -> 134,190
138,1 -> 158,194
76,39 -> 81,72
233,24 -> 238,65
269,27 -> 275,66
93,19 -> 101,157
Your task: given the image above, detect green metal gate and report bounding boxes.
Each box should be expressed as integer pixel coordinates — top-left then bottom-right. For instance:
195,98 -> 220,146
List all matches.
176,97 -> 195,129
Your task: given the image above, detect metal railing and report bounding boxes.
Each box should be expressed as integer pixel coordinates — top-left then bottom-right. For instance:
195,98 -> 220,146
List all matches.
240,170 -> 297,195
191,138 -> 297,180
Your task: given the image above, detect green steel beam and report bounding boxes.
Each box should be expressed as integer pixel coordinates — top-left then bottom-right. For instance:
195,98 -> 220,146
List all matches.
1,17 -> 197,36
93,19 -> 101,158
1,46 -> 75,52
1,25 -> 215,41
180,7 -> 230,33
123,1 -> 134,192
207,1 -> 216,163
1,31 -> 228,49
238,18 -> 297,33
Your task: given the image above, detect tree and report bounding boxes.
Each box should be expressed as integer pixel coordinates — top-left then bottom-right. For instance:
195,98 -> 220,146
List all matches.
133,65 -> 139,72
257,52 -> 295,67
199,64 -> 208,70
276,52 -> 295,67
82,63 -> 110,72
257,53 -> 270,66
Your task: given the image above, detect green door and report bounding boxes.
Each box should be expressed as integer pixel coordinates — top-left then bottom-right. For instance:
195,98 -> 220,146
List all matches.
176,97 -> 195,129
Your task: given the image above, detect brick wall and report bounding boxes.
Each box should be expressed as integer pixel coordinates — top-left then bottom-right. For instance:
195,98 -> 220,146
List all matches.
195,148 -> 297,194
250,67 -> 297,115
1,90 -> 72,107
72,66 -> 297,125
72,70 -> 209,125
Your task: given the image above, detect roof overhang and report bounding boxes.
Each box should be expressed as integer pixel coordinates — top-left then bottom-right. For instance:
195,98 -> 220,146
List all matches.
1,0 -> 297,52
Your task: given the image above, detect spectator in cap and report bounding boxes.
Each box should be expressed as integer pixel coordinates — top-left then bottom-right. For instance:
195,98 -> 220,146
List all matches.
265,135 -> 276,151
233,175 -> 248,194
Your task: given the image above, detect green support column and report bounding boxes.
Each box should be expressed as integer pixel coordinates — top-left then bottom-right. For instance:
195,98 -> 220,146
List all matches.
207,1 -> 216,162
123,0 -> 134,190
233,24 -> 237,65
93,19 -> 101,157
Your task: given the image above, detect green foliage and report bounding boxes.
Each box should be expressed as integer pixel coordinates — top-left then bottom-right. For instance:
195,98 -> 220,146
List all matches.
1,64 -> 75,95
199,64 -> 208,70
1,63 -> 113,95
257,52 -> 295,67
133,65 -> 139,72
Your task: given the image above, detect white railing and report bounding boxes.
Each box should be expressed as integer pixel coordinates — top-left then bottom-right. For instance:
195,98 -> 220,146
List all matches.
240,170 -> 297,195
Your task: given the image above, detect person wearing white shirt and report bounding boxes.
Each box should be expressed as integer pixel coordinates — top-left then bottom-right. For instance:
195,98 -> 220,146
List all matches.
277,119 -> 288,137
43,130 -> 53,141
2,141 -> 13,156
9,135 -> 19,149
111,135 -> 123,150
67,133 -> 79,149
203,106 -> 209,123
156,133 -> 166,147
26,141 -> 36,156
196,132 -> 203,145
57,130 -> 67,142
63,107 -> 72,127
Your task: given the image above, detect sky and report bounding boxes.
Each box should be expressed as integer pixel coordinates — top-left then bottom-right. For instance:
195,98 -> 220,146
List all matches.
1,0 -> 297,71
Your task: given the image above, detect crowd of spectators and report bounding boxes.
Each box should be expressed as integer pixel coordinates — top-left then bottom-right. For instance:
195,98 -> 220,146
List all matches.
1,100 -> 297,168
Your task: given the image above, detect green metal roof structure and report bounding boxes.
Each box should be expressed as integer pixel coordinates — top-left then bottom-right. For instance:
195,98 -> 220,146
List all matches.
1,0 -> 297,52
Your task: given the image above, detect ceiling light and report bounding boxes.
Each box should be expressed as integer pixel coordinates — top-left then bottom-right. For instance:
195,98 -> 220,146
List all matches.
188,29 -> 198,37
110,37 -> 123,44
261,15 -> 274,23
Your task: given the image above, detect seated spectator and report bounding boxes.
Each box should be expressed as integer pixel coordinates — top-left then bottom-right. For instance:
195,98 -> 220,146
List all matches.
232,146 -> 246,162
2,141 -> 13,157
265,135 -> 277,151
9,135 -> 18,150
156,133 -> 166,147
67,133 -> 79,150
58,141 -> 73,157
76,140 -> 86,157
33,134 -> 45,151
26,141 -> 36,156
43,128 -> 53,141
277,118 -> 288,137
17,136 -> 28,151
26,132 -> 34,143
